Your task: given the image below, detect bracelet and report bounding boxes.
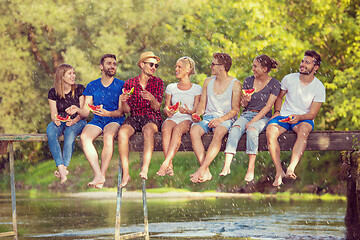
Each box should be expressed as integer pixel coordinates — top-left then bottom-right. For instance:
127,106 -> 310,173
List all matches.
274,110 -> 280,114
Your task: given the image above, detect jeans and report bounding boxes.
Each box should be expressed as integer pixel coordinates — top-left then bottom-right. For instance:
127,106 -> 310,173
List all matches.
224,111 -> 269,155
46,120 -> 86,167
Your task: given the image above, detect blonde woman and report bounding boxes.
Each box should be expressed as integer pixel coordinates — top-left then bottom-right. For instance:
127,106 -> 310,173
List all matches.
156,57 -> 202,176
46,64 -> 86,183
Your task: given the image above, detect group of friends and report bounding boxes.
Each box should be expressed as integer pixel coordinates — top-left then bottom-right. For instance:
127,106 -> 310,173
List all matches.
46,50 -> 325,189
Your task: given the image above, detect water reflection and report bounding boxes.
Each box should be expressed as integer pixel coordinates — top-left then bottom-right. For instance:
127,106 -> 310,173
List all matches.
0,194 -> 345,239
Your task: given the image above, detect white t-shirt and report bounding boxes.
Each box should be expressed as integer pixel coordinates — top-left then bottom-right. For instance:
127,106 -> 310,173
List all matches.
280,73 -> 326,116
165,83 -> 202,123
204,76 -> 238,118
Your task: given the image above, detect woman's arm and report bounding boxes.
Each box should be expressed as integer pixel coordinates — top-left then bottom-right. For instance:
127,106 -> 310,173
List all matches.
48,99 -> 61,126
246,94 -> 278,128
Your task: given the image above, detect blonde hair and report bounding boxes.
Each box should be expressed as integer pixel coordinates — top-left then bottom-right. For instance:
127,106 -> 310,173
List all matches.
54,63 -> 76,98
177,56 -> 196,76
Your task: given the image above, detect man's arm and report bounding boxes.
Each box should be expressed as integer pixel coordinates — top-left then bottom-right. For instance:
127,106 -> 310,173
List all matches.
192,77 -> 210,119
220,80 -> 242,121
66,95 -> 91,118
97,96 -> 123,118
207,80 -> 241,129
271,89 -> 287,118
290,101 -> 322,123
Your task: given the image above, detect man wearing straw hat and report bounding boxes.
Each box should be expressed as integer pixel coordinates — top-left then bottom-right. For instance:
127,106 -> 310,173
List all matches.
118,51 -> 164,187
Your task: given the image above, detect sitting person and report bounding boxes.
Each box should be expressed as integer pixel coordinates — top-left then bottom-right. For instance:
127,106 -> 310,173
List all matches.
266,50 -> 326,187
156,56 -> 202,176
190,52 -> 242,183
220,55 -> 281,182
66,54 -> 125,189
118,51 -> 164,187
46,63 -> 86,184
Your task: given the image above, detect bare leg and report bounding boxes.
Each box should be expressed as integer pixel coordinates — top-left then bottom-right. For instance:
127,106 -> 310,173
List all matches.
157,120 -> 191,176
191,125 -> 228,183
158,120 -> 176,176
91,122 -> 120,189
80,125 -> 103,187
220,153 -> 233,176
140,123 -> 158,180
244,154 -> 256,182
286,122 -> 312,179
118,124 -> 135,187
190,125 -> 206,180
266,123 -> 287,187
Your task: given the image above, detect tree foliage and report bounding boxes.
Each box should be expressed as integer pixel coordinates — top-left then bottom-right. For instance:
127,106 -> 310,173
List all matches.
0,0 -> 358,134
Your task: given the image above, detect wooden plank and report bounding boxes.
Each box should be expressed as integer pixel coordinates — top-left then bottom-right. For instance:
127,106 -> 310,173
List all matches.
0,231 -> 16,237
1,131 -> 360,151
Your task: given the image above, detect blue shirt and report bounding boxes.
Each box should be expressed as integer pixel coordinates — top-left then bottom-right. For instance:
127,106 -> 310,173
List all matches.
83,78 -> 125,121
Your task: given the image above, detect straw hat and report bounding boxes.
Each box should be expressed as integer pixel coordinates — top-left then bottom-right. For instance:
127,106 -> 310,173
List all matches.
137,51 -> 161,68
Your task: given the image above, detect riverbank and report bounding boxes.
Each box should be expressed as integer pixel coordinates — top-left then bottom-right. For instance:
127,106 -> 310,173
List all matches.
65,188 -> 346,201
66,190 -> 252,200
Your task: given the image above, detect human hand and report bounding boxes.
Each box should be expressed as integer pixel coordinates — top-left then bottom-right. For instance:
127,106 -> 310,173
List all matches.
208,117 -> 223,128
270,111 -> 280,120
94,108 -> 110,117
54,120 -> 61,126
120,93 -> 130,102
242,93 -> 252,102
245,121 -> 254,129
179,104 -> 191,115
66,105 -> 79,115
164,107 -> 175,117
287,114 -> 299,124
66,119 -> 75,127
140,90 -> 155,102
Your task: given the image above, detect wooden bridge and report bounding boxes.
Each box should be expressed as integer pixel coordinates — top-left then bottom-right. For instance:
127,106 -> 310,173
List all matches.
1,131 -> 360,239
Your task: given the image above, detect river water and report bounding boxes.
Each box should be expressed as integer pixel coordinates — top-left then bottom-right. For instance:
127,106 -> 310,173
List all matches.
0,193 -> 346,239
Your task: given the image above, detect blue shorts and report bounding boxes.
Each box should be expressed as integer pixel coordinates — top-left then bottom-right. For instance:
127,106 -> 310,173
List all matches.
267,116 -> 314,131
88,116 -> 125,130
192,114 -> 235,133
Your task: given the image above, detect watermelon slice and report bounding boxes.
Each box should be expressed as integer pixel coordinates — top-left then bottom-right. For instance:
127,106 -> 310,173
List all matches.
192,113 -> 203,121
242,88 -> 255,95
122,87 -> 134,95
87,103 -> 103,112
55,114 -> 71,122
166,102 -> 181,113
279,115 -> 294,123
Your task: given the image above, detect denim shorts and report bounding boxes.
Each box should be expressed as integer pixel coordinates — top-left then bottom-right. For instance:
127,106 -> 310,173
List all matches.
88,116 -> 125,130
192,114 -> 235,133
267,116 -> 314,131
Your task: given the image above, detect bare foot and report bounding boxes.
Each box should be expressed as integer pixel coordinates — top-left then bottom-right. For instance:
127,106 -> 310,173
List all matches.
191,168 -> 212,183
285,169 -> 297,179
198,170 -> 212,183
165,168 -> 174,176
272,171 -> 286,187
120,175 -> 131,188
58,167 -> 69,184
244,171 -> 254,182
139,170 -> 148,180
156,162 -> 169,176
54,171 -> 61,179
88,176 -> 105,188
60,176 -> 68,184
219,168 -> 230,176
190,169 -> 203,183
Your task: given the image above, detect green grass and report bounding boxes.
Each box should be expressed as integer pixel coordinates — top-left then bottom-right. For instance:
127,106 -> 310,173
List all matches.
252,191 -> 346,201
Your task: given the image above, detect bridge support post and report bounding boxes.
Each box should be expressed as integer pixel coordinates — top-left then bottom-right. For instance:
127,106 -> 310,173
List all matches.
115,152 -> 150,240
345,151 -> 360,240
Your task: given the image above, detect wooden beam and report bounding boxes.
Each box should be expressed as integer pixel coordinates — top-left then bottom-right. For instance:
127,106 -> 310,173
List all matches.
1,131 -> 360,152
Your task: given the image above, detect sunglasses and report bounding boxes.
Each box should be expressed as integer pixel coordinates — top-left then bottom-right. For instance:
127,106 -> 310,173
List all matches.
144,62 -> 159,68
